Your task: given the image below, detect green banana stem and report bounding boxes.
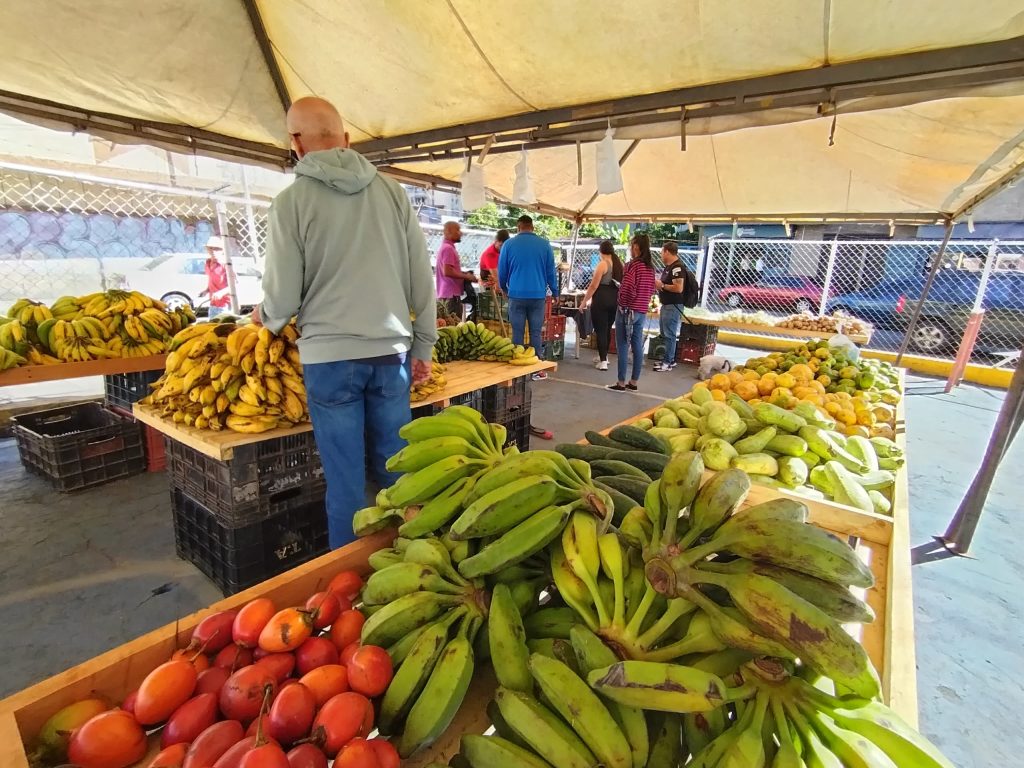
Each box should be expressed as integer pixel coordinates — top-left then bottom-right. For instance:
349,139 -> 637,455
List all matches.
771,695 -> 797,750
660,509 -> 681,550
624,582 -> 658,639
673,536 -> 723,568
637,597 -> 697,650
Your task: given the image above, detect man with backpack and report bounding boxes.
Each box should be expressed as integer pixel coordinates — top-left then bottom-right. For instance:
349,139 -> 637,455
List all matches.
654,241 -> 699,372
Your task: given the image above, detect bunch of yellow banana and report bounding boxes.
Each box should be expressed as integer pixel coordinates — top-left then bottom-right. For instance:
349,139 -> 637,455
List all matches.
411,362 -> 447,402
0,346 -> 28,371
49,296 -> 84,321
7,298 -> 52,326
142,320 -> 308,433
0,318 -> 29,354
50,336 -> 121,363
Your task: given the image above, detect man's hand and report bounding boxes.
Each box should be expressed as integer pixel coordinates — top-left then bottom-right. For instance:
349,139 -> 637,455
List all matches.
655,279 -> 664,291
250,304 -> 263,326
412,357 -> 432,385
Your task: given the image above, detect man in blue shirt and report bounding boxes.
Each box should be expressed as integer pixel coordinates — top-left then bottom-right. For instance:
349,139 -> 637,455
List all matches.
498,215 -> 558,381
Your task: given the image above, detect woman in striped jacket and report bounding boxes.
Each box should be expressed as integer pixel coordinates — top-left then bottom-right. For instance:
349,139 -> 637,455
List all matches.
608,234 -> 658,391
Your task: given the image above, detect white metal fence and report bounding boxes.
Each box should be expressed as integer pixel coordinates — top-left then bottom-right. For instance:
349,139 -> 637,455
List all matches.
701,238 -> 1024,363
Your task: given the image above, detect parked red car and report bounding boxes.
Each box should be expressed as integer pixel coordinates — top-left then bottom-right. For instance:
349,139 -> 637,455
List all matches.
717,274 -> 830,313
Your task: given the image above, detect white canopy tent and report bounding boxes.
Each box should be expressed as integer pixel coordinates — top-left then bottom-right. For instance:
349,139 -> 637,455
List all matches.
3,1 -> 1024,223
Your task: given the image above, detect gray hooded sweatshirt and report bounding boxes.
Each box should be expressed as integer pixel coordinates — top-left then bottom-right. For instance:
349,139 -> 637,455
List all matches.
260,148 -> 437,363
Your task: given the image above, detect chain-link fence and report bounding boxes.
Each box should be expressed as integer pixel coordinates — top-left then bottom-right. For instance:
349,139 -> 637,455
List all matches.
702,238 -> 1024,364
0,165 -> 498,313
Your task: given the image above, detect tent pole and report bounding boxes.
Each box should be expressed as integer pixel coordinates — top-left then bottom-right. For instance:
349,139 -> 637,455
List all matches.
895,219 -> 953,365
567,219 -> 581,291
941,344 -> 1024,553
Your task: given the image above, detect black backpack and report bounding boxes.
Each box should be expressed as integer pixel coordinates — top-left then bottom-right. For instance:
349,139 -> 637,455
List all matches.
681,265 -> 700,308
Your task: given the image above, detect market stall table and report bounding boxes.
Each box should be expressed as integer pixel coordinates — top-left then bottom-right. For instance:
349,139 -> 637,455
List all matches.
684,315 -> 873,345
0,355 -> 167,387
132,358 -> 556,461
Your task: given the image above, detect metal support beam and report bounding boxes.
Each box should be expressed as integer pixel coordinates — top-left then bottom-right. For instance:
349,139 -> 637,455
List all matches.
895,220 -> 954,365
0,89 -> 290,167
239,0 -> 292,115
354,37 -> 1024,157
942,342 -> 1024,553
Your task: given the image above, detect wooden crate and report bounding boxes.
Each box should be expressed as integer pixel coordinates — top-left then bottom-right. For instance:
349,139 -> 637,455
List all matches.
0,532 -> 393,767
0,355 -> 167,388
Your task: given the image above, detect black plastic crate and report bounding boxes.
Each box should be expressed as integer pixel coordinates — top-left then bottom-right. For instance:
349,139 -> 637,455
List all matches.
677,340 -> 718,365
172,488 -> 328,595
411,389 -> 484,419
481,378 -> 531,424
501,410 -> 532,452
12,403 -> 145,492
166,432 -> 325,527
542,339 -> 565,361
679,322 -> 718,346
478,291 -> 509,322
103,370 -> 164,410
647,335 -> 668,362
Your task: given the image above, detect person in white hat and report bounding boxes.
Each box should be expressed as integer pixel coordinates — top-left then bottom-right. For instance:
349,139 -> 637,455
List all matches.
201,236 -> 232,317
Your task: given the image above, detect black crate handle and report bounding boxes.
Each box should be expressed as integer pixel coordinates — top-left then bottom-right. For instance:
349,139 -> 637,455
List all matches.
86,436 -> 120,448
39,413 -> 75,426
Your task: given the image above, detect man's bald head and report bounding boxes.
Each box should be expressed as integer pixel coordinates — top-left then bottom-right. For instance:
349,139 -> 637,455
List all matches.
286,97 -> 349,158
444,221 -> 462,242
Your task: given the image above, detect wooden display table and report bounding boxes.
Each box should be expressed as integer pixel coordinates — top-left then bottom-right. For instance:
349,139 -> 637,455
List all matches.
0,355 -> 167,387
685,315 -> 872,345
133,359 -> 557,461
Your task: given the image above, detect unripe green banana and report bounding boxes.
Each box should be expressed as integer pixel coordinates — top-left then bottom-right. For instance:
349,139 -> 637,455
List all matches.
523,606 -> 579,640
488,583 -> 533,693
820,698 -> 953,767
549,547 -> 599,631
442,404 -> 502,453
683,707 -> 728,760
457,503 -> 574,579
361,590 -> 462,648
561,512 -> 609,626
642,609 -> 726,662
645,712 -> 684,768
698,516 -> 873,588
700,559 -> 874,624
569,625 -> 649,768
404,537 -> 471,586
588,659 -> 730,713
379,614 -> 456,733
715,690 -> 769,768
786,701 -> 844,768
450,475 -> 567,540
385,454 -> 488,507
352,506 -> 405,536
399,412 -> 487,447
658,450 -> 705,518
397,635 -> 475,757
485,699 -> 532,750
528,653 -> 632,768
386,435 -> 483,473
460,734 -> 551,768
495,687 -> 597,768
468,452 -> 565,501
684,468 -> 751,545
691,568 -> 881,701
387,606 -> 465,666
597,532 -> 627,629
362,561 -> 467,605
798,704 -> 898,768
399,474 -> 477,539
368,548 -> 404,571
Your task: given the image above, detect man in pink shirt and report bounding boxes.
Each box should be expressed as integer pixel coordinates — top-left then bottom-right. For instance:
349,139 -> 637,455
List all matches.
435,221 -> 477,319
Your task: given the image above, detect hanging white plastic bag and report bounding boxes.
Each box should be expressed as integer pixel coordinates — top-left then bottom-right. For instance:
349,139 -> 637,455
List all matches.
595,127 -> 623,195
460,163 -> 486,211
828,331 -> 860,362
512,149 -> 536,204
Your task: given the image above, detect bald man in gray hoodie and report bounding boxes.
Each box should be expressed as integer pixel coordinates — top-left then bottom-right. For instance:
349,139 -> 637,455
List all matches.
255,96 -> 436,548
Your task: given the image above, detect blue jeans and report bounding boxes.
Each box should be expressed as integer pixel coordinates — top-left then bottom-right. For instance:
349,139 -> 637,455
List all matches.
615,308 -> 646,383
508,297 -> 546,358
660,304 -> 684,364
303,358 -> 412,549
